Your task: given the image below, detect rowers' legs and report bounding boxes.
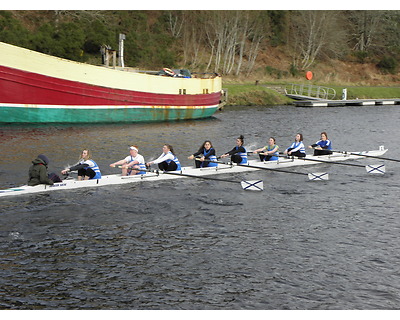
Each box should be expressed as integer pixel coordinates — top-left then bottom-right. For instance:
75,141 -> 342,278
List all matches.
194,159 -> 202,168
84,168 -> 96,180
231,155 -> 243,164
128,165 -> 140,175
158,161 -> 177,171
77,168 -> 86,181
314,149 -> 333,156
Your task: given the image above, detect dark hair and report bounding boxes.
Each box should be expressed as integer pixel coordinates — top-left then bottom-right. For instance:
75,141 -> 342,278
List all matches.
321,132 -> 328,139
297,133 -> 303,141
198,140 -> 213,152
237,135 -> 244,146
164,144 -> 175,155
269,137 -> 276,144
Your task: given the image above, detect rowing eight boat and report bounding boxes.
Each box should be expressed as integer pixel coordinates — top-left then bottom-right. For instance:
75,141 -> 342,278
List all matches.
0,146 -> 388,197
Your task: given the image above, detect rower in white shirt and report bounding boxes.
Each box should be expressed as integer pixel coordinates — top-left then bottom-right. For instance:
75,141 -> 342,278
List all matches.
146,144 -> 181,171
110,145 -> 146,176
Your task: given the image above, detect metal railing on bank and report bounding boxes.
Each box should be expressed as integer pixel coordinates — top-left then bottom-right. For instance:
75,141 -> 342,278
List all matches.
285,83 -> 336,100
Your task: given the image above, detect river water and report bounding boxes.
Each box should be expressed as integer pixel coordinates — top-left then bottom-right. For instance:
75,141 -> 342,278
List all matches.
1,105 -> 400,309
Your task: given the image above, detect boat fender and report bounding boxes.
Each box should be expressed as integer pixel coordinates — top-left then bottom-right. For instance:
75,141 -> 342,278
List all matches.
163,68 -> 175,77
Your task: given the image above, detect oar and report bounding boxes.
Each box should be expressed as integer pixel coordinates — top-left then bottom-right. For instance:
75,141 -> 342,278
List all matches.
112,166 -> 263,191
152,169 -> 263,191
198,158 -> 328,181
280,155 -> 385,174
332,150 -> 400,163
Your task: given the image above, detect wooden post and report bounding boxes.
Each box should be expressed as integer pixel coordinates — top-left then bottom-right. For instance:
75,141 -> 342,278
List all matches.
105,49 -> 109,67
112,51 -> 116,68
118,33 -> 126,68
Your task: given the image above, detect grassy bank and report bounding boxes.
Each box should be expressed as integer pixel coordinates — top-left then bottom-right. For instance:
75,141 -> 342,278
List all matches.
223,82 -> 400,106
223,84 -> 293,106
331,86 -> 400,100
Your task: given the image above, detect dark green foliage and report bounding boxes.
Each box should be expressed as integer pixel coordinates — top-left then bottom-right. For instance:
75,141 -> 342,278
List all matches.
54,22 -> 86,61
124,12 -> 176,68
29,22 -> 86,61
265,66 -> 288,79
83,20 -> 115,55
353,51 -> 369,63
289,63 -> 300,77
0,11 -> 30,47
268,11 -> 287,47
377,56 -> 398,74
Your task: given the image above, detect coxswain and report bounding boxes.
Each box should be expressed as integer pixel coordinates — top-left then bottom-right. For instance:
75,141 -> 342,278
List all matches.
61,149 -> 101,180
308,132 -> 333,156
146,144 -> 181,171
220,135 -> 248,164
28,154 -> 55,186
188,140 -> 218,168
253,137 -> 279,161
110,145 -> 146,175
284,133 -> 306,157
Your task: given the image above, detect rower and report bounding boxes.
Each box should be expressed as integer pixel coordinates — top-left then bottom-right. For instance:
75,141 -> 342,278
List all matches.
253,137 -> 279,161
220,135 -> 248,164
284,133 -> 306,157
146,144 -> 181,171
61,149 -> 102,180
110,145 -> 146,175
308,131 -> 333,156
188,140 -> 218,168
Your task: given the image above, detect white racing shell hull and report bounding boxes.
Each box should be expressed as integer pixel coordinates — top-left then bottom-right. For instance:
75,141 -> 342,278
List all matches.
0,147 -> 388,197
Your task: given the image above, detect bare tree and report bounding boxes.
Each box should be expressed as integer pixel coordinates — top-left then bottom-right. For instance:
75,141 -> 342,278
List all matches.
167,11 -> 184,38
289,11 -> 342,70
346,11 -> 385,53
202,11 -> 267,75
243,12 -> 267,76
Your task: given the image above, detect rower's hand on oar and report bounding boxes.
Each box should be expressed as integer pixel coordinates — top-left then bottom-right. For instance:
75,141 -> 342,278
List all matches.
188,155 -> 194,160
110,164 -> 116,168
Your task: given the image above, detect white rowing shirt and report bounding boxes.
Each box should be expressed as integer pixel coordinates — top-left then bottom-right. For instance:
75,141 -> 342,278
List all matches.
124,154 -> 145,165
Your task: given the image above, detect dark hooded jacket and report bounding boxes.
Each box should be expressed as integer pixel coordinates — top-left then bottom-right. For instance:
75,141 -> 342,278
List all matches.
28,157 -> 54,186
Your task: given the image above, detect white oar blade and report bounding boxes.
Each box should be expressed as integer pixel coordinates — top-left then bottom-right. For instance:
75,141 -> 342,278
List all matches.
308,172 -> 329,181
366,164 -> 385,174
241,180 -> 263,191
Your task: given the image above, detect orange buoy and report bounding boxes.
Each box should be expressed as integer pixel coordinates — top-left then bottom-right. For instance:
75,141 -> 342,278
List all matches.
306,71 -> 313,80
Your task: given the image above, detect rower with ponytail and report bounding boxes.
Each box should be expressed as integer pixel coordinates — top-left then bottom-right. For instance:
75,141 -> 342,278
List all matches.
220,135 -> 248,164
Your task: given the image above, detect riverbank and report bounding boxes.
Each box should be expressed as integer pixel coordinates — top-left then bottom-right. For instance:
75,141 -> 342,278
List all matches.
223,82 -> 400,106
